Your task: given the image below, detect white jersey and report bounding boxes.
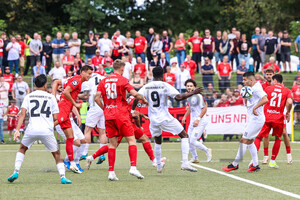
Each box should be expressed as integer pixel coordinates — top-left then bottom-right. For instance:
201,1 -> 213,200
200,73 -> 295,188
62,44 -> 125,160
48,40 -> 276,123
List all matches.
81,73 -> 105,107
247,82 -> 267,120
138,81 -> 179,125
22,90 -> 59,135
187,94 -> 207,122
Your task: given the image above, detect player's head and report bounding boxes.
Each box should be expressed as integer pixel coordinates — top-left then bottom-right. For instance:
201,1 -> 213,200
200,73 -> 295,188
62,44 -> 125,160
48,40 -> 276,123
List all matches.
271,74 -> 283,85
265,68 -> 274,83
152,66 -> 164,81
80,65 -> 93,81
242,71 -> 255,87
112,59 -> 125,75
34,74 -> 47,90
185,79 -> 197,92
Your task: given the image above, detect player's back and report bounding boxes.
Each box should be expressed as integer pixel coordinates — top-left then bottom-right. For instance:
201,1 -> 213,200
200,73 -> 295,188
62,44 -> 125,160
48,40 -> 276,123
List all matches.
23,90 -> 59,134
82,73 -> 105,107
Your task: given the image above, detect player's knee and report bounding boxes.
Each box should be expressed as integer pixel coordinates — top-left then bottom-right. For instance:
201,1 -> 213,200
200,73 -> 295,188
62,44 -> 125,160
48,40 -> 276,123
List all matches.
178,130 -> 188,138
80,138 -> 86,144
139,134 -> 149,143
19,145 -> 28,154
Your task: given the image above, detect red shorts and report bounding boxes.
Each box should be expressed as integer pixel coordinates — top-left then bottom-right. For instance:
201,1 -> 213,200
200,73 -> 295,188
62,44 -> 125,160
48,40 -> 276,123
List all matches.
7,118 -> 17,131
57,101 -> 72,130
258,122 -> 284,138
105,118 -> 134,138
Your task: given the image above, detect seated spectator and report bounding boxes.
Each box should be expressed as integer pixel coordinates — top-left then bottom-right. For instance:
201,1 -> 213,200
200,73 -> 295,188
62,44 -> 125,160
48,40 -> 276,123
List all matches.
86,58 -> 95,71
159,52 -> 169,73
214,94 -> 230,107
205,93 -> 215,107
182,54 -> 197,79
66,70 -> 73,78
119,39 -> 130,57
149,54 -> 159,68
95,64 -> 107,77
72,58 -> 81,75
293,70 -> 300,85
130,71 -> 144,91
204,83 -> 214,96
229,89 -> 244,106
175,64 -> 191,107
75,52 -> 84,67
236,60 -> 248,86
111,36 -> 121,60
122,55 -> 132,80
170,61 -> 179,74
3,67 -> 14,100
33,60 -> 46,77
49,61 -> 66,80
217,55 -> 232,93
201,57 -> 214,89
62,49 -> 74,73
101,51 -> 113,66
262,57 -> 280,75
163,66 -> 176,86
134,56 -> 147,82
103,61 -> 114,75
255,73 -> 264,83
92,50 -> 103,67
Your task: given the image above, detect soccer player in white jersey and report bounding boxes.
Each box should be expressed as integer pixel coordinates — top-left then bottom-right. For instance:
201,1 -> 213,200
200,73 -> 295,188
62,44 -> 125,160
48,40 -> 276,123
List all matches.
8,74 -> 72,184
222,71 -> 268,172
80,73 -> 107,164
182,79 -> 212,163
132,67 -> 202,173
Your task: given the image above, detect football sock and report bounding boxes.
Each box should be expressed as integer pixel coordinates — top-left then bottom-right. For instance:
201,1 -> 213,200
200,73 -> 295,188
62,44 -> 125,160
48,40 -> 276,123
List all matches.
181,138 -> 189,164
74,145 -> 84,164
14,152 -> 25,173
286,146 -> 291,154
65,145 -> 78,162
142,142 -> 155,161
108,148 -> 116,171
92,145 -> 109,159
191,138 -> 209,153
271,139 -> 281,160
154,143 -> 162,166
128,145 -> 137,167
264,147 -> 269,156
82,143 -> 89,155
56,163 -> 65,178
66,138 -> 74,161
254,137 -> 261,152
232,143 -> 247,166
248,143 -> 258,166
189,141 -> 198,160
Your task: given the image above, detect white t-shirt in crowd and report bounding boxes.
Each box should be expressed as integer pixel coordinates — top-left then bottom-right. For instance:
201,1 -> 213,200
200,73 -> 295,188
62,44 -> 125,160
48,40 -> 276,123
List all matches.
0,100 -> 7,119
247,82 -> 266,120
187,94 -> 207,122
68,39 -> 81,56
97,38 -> 112,55
112,35 -> 126,46
49,67 -> 66,80
122,62 -> 132,80
6,42 -> 21,61
12,81 -> 29,99
175,69 -> 191,90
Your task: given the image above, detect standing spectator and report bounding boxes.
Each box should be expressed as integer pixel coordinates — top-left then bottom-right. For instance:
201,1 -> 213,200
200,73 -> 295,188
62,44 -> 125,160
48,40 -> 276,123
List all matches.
294,33 -> 300,64
0,36 -> 3,71
258,27 -> 267,65
251,27 -> 261,72
134,56 -> 147,82
170,61 -> 179,74
161,30 -> 173,65
51,32 -> 65,67
201,57 -> 214,89
228,27 -> 237,40
95,32 -> 100,42
97,32 -> 112,57
92,49 -> 103,67
182,54 -> 197,79
264,31 -> 278,63
175,64 -> 191,107
163,66 -> 176,86
201,29 -> 215,63
121,55 -> 132,80
111,36 -> 121,60
64,33 -> 70,51
158,52 -> 169,73
130,71 -> 144,91
3,67 -> 14,100
276,31 -> 283,66
48,61 -> 66,80
68,32 -> 81,57
220,32 -> 233,62
29,33 -> 43,74
151,34 -> 163,59
1,32 -> 10,67
134,30 -> 147,63
0,99 -> 7,144
12,76 -> 29,109
33,60 -> 46,78
214,30 -> 222,68
146,27 -> 155,63
230,31 -> 240,68
84,30 -> 97,63
24,34 -> 32,74
237,34 -> 252,69
125,31 -> 134,60
236,60 -> 248,86
42,35 -> 52,73
229,89 -> 244,106
262,57 -> 281,75
119,39 -> 130,57
175,33 -> 186,67
0,76 -> 10,105
188,30 -> 202,70
62,49 -> 74,73
6,37 -> 21,75
16,35 -> 26,76
112,29 -> 126,46
292,78 -> 300,124
217,55 -> 232,93
281,31 -> 292,73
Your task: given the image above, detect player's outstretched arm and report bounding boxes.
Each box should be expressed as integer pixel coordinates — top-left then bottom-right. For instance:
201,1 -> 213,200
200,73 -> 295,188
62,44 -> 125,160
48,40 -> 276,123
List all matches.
253,96 -> 268,116
94,91 -> 104,110
285,98 -> 293,122
175,87 -> 203,101
14,108 -> 27,141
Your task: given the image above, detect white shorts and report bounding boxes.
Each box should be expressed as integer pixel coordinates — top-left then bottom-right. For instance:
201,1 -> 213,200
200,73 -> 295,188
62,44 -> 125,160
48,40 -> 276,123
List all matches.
188,119 -> 208,140
243,118 -> 265,140
150,118 -> 184,137
55,119 -> 85,140
21,134 -> 58,152
85,106 -> 105,129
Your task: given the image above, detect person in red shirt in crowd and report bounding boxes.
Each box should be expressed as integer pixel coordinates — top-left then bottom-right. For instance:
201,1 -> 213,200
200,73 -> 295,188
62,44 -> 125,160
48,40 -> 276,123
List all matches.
229,89 -> 244,106
175,33 -> 186,67
4,100 -> 19,142
261,69 -> 274,91
217,55 -> 232,93
254,74 -> 293,168
101,51 -> 113,67
3,66 -> 14,98
16,35 -> 26,76
62,49 -> 74,74
201,29 -> 215,62
92,50 -> 103,67
95,63 -> 107,77
134,31 -> 147,63
292,78 -> 300,124
182,54 -> 197,79
111,36 -> 121,60
134,56 -> 147,82
163,66 -> 176,86
262,57 -> 281,75
188,30 -> 202,70
215,94 -> 230,107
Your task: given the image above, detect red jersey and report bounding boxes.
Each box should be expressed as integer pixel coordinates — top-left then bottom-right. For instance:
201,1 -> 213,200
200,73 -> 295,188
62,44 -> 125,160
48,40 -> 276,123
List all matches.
101,57 -> 113,67
217,63 -> 232,76
8,105 -> 19,116
292,85 -> 300,102
92,56 -> 103,67
134,36 -> 147,54
201,36 -> 215,52
187,37 -> 201,52
183,60 -> 197,79
62,55 -> 74,73
18,41 -> 26,57
3,74 -> 14,92
175,39 -> 186,50
261,82 -> 271,91
95,70 -> 107,77
163,73 -> 176,86
217,100 -> 230,107
264,84 -> 292,123
60,75 -> 83,105
112,41 -> 120,57
97,73 -> 134,120
134,63 -> 147,78
229,96 -> 244,106
262,63 -> 280,73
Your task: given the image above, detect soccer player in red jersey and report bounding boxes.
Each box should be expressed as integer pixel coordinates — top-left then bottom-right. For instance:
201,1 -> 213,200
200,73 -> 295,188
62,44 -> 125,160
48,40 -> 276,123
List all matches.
56,65 -> 93,173
93,59 -> 148,181
253,74 -> 293,168
4,100 -> 19,142
261,69 -> 274,91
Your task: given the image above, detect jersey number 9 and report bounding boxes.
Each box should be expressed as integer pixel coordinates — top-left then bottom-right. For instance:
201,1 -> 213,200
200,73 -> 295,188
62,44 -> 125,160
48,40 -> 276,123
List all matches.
151,91 -> 160,107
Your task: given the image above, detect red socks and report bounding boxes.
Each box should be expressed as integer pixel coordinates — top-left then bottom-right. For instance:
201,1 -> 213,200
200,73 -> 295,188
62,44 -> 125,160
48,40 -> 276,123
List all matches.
108,148 -> 116,171
254,137 -> 262,152
286,146 -> 291,154
66,138 -> 74,161
143,142 -> 155,161
129,145 -> 137,167
264,147 -> 269,156
271,139 -> 281,160
92,145 -> 109,159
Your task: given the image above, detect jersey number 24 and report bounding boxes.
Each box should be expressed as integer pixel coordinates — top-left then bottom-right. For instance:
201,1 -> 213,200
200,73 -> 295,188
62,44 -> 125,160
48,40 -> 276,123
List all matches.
30,100 -> 51,118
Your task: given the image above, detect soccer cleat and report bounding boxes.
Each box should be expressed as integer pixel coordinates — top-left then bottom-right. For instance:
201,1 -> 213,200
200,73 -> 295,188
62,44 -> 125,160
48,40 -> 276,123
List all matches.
222,164 -> 238,172
96,155 -> 106,164
8,172 -> 19,183
248,165 -> 261,172
157,162 -> 166,173
206,148 -> 212,162
181,163 -> 198,172
76,164 -> 84,172
287,154 -> 292,164
189,159 -> 200,163
79,154 -> 88,161
152,157 -> 167,167
61,177 -> 72,184
86,156 -> 94,170
69,162 -> 82,174
248,160 -> 253,168
269,161 -> 279,169
262,156 -> 269,164
108,172 -> 119,181
63,160 -> 70,170
129,167 -> 144,179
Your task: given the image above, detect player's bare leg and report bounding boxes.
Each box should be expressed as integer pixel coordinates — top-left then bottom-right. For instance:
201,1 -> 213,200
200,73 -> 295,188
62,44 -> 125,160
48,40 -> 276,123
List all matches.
63,128 -> 80,173
269,136 -> 281,168
178,130 -> 197,172
282,127 -> 292,164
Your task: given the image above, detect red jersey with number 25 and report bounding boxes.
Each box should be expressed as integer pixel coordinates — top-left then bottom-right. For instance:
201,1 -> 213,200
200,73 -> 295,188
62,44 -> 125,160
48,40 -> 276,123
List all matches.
97,73 -> 134,120
60,75 -> 83,105
264,84 -> 292,124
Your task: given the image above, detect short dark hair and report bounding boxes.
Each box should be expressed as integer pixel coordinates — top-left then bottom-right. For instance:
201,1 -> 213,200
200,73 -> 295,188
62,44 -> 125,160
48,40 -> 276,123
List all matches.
184,79 -> 197,87
243,71 -> 255,78
81,65 -> 93,72
272,74 -> 283,83
34,74 -> 47,88
265,68 -> 274,74
153,66 -> 163,79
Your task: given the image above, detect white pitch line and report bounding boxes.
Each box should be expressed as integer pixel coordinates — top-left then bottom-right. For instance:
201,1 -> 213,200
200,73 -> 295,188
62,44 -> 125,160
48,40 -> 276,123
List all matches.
190,163 -> 300,199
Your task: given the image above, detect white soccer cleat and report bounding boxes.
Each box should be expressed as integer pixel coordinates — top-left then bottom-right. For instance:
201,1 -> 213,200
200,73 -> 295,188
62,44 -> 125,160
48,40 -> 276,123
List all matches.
181,163 -> 198,172
86,156 -> 94,170
152,157 -> 167,167
287,154 -> 292,164
262,156 -> 269,165
108,172 -> 119,181
157,162 -> 166,173
69,162 -> 82,174
129,167 -> 144,179
206,148 -> 212,162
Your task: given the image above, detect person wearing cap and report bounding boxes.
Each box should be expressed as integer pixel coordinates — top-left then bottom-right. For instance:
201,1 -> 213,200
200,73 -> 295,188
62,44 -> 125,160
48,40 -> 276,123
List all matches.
236,60 -> 248,86
68,32 -> 81,57
6,36 -> 21,75
103,60 -> 114,75
134,30 -> 147,63
112,29 -> 126,46
1,32 -> 10,68
12,76 -> 29,109
281,30 -> 292,73
97,32 -> 112,57
170,60 -> 179,74
84,31 -> 97,64
229,89 -> 244,106
201,57 -> 214,89
51,32 -> 65,68
92,49 -> 103,67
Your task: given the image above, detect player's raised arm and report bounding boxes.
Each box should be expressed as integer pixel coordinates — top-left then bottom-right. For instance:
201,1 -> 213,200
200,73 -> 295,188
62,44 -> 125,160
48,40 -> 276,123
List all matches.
14,108 -> 27,141
174,87 -> 203,101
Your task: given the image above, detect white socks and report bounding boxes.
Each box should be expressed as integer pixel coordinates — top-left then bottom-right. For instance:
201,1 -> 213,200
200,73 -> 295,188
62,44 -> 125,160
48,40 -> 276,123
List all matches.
82,143 -> 90,156
14,152 -> 25,173
56,163 -> 65,178
154,143 -> 162,166
74,145 -> 85,164
181,138 -> 189,164
189,138 -> 198,160
248,143 -> 258,166
232,143 -> 247,166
